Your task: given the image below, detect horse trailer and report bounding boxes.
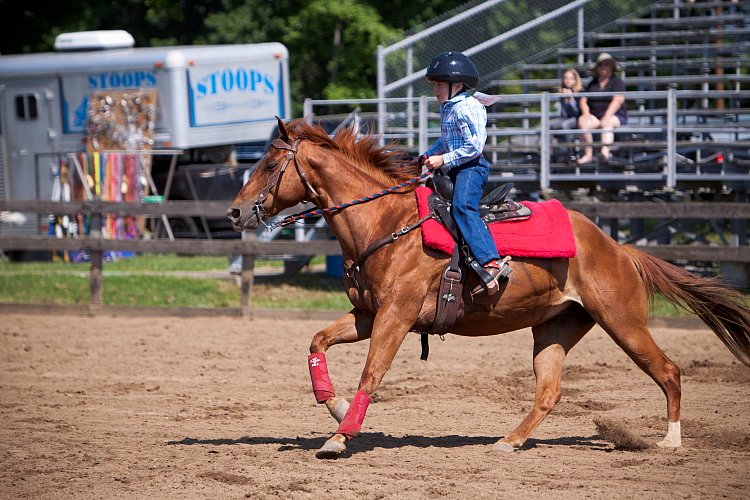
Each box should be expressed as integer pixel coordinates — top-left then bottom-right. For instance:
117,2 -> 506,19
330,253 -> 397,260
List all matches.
0,31 -> 290,234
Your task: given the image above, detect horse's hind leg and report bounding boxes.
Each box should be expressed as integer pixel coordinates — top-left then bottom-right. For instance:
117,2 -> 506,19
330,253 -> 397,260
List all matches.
309,309 -> 374,423
595,312 -> 682,448
496,306 -> 595,451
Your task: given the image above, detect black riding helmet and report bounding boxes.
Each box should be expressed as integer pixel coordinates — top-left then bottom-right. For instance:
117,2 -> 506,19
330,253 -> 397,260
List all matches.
426,51 -> 479,90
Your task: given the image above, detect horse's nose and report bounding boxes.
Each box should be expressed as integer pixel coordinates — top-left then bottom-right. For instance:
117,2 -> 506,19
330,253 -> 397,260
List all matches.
227,207 -> 241,222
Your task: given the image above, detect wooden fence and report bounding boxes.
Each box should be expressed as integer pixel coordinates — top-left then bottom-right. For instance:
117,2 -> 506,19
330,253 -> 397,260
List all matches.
1,199 -> 749,317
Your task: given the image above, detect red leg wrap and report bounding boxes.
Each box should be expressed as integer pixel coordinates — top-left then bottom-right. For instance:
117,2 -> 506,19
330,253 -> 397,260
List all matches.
335,390 -> 371,438
308,353 -> 335,403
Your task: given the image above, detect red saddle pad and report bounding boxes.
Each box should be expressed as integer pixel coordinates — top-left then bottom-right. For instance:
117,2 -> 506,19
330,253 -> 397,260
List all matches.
415,186 -> 576,258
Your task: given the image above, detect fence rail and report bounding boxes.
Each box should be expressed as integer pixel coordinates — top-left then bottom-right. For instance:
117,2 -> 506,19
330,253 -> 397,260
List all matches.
2,196 -> 749,317
5,199 -> 750,221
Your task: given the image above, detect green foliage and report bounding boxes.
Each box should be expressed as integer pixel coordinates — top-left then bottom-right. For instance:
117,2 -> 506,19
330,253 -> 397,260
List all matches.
280,0 -> 398,112
0,0 -> 465,115
201,0 -> 296,44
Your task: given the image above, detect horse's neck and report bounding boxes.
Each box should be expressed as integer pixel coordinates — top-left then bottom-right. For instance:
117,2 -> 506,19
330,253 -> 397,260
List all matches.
317,170 -> 414,259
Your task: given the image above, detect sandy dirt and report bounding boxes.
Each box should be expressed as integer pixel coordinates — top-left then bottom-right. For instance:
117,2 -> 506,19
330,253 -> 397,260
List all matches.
1,312 -> 748,499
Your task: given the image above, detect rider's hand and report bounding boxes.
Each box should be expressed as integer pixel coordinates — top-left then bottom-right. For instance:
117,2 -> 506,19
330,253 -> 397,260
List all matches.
424,155 -> 444,170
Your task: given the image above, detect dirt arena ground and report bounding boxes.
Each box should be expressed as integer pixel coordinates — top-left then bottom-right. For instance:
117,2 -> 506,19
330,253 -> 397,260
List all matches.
1,312 -> 748,499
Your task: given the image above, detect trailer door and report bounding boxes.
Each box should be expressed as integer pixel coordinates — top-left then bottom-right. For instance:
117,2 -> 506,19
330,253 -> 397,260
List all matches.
2,81 -> 59,200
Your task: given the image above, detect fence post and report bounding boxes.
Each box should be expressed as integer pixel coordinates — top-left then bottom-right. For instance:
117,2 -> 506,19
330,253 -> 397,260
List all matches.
89,211 -> 103,305
540,92 -> 550,192
418,96 -> 428,155
240,254 -> 255,318
666,87 -> 676,189
90,249 -> 103,305
577,7 -> 585,66
377,45 -> 386,143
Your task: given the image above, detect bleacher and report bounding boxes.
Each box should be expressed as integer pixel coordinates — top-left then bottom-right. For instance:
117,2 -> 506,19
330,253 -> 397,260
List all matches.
481,0 -> 749,197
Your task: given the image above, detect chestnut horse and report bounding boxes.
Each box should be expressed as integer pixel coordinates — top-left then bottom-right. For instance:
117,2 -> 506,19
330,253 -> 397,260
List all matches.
227,118 -> 750,459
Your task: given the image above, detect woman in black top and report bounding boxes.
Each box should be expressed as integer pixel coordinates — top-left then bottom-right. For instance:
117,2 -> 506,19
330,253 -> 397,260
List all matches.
577,53 -> 628,164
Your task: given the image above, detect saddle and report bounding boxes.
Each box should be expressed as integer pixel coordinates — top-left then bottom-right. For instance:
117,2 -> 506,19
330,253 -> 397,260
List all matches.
419,175 -> 531,360
428,174 -> 532,234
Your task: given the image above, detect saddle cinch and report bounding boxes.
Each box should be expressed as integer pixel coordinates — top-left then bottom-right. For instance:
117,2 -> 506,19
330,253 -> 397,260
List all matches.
419,174 -> 531,360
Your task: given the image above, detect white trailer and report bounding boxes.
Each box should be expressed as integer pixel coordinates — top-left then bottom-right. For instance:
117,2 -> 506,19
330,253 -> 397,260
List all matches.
0,31 -> 290,218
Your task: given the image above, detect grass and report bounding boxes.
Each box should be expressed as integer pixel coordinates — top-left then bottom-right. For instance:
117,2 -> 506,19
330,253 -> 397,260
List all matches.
0,274 -> 240,307
0,253 -> 348,309
0,254 -> 289,273
0,253 -> 741,315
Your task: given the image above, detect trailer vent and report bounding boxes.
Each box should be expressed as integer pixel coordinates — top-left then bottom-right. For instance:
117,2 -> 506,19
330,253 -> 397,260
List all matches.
54,30 -> 135,52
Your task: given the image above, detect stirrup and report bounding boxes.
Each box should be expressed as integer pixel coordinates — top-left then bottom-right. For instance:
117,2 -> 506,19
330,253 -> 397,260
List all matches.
471,257 -> 512,296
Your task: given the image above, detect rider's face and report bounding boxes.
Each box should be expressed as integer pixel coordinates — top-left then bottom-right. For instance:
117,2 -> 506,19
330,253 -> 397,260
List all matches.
430,80 -> 458,104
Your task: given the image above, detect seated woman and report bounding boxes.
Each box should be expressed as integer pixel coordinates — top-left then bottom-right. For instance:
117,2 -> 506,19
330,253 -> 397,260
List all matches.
577,53 -> 628,164
550,68 -> 583,162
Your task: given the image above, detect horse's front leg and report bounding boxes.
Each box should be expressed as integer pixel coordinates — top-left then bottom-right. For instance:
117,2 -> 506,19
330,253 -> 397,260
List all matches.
308,309 -> 374,423
315,307 -> 413,459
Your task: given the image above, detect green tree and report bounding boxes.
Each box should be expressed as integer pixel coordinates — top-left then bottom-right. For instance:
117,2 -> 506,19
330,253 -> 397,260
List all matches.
201,0 -> 299,45
283,0 -> 399,101
0,0 -> 225,53
373,0 -> 480,31
0,0 -> 466,114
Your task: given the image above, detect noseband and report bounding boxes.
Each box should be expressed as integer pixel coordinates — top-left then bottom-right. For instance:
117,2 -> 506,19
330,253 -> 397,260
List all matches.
252,137 -> 321,224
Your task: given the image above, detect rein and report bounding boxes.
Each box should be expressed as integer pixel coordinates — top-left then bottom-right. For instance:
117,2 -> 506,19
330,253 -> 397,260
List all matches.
344,211 -> 434,279
259,137 -> 432,230
255,136 -> 436,279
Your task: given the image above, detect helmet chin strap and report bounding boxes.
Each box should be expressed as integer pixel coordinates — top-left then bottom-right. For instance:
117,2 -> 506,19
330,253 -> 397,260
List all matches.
448,83 -> 464,100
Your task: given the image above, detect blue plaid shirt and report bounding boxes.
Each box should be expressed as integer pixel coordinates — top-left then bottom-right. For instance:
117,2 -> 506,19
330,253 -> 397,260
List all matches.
423,92 -> 488,169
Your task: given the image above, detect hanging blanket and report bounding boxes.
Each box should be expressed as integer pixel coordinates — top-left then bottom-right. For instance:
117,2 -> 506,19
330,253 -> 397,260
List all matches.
415,186 -> 576,258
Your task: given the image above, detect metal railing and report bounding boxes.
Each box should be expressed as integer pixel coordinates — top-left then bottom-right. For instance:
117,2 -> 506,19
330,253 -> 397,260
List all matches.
376,0 -> 661,136
304,88 -> 750,192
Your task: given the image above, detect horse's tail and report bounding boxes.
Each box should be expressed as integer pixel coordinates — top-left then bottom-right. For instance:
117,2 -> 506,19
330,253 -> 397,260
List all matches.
622,245 -> 750,367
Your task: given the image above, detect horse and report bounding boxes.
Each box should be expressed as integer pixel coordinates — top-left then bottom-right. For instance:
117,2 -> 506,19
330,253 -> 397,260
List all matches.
227,117 -> 750,459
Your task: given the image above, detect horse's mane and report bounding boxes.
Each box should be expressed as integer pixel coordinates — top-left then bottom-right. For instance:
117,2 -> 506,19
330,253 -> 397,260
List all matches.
287,119 -> 422,184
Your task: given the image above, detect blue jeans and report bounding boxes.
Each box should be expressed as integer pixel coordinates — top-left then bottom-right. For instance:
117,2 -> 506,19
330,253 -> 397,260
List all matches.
448,159 -> 499,265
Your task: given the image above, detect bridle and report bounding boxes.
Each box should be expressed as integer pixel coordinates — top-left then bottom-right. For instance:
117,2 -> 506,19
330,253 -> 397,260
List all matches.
252,136 -> 431,231
252,137 -> 320,227
250,134 -> 435,280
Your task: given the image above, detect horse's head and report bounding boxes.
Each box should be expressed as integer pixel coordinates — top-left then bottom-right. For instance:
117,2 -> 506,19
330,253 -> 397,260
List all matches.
227,117 -> 317,231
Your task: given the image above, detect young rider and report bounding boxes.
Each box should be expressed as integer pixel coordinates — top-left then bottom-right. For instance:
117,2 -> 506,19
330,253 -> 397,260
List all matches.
420,51 -> 511,295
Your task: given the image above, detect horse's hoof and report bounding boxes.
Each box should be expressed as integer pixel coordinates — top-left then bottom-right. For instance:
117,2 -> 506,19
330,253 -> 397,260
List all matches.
655,438 -> 681,449
656,421 -> 681,449
315,438 -> 346,459
493,441 -> 516,452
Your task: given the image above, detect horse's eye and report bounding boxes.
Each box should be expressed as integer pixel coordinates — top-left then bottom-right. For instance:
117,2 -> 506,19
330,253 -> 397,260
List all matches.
264,161 -> 278,171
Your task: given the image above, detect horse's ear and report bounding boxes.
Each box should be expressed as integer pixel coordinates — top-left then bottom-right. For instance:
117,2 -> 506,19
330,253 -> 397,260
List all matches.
276,116 -> 290,142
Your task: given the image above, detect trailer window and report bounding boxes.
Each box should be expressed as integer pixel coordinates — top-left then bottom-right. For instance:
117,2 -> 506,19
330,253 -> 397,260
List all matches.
15,94 -> 39,121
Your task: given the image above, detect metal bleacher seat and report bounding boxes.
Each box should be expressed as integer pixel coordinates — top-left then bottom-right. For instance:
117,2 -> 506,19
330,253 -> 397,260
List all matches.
488,74 -> 750,92
555,42 -> 748,60
647,0 -> 744,12
517,56 -> 749,78
614,12 -> 748,29
481,0 -> 750,195
587,26 -> 750,42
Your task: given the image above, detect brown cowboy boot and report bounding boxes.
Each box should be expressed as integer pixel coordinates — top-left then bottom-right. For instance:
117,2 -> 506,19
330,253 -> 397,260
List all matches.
472,256 -> 512,296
